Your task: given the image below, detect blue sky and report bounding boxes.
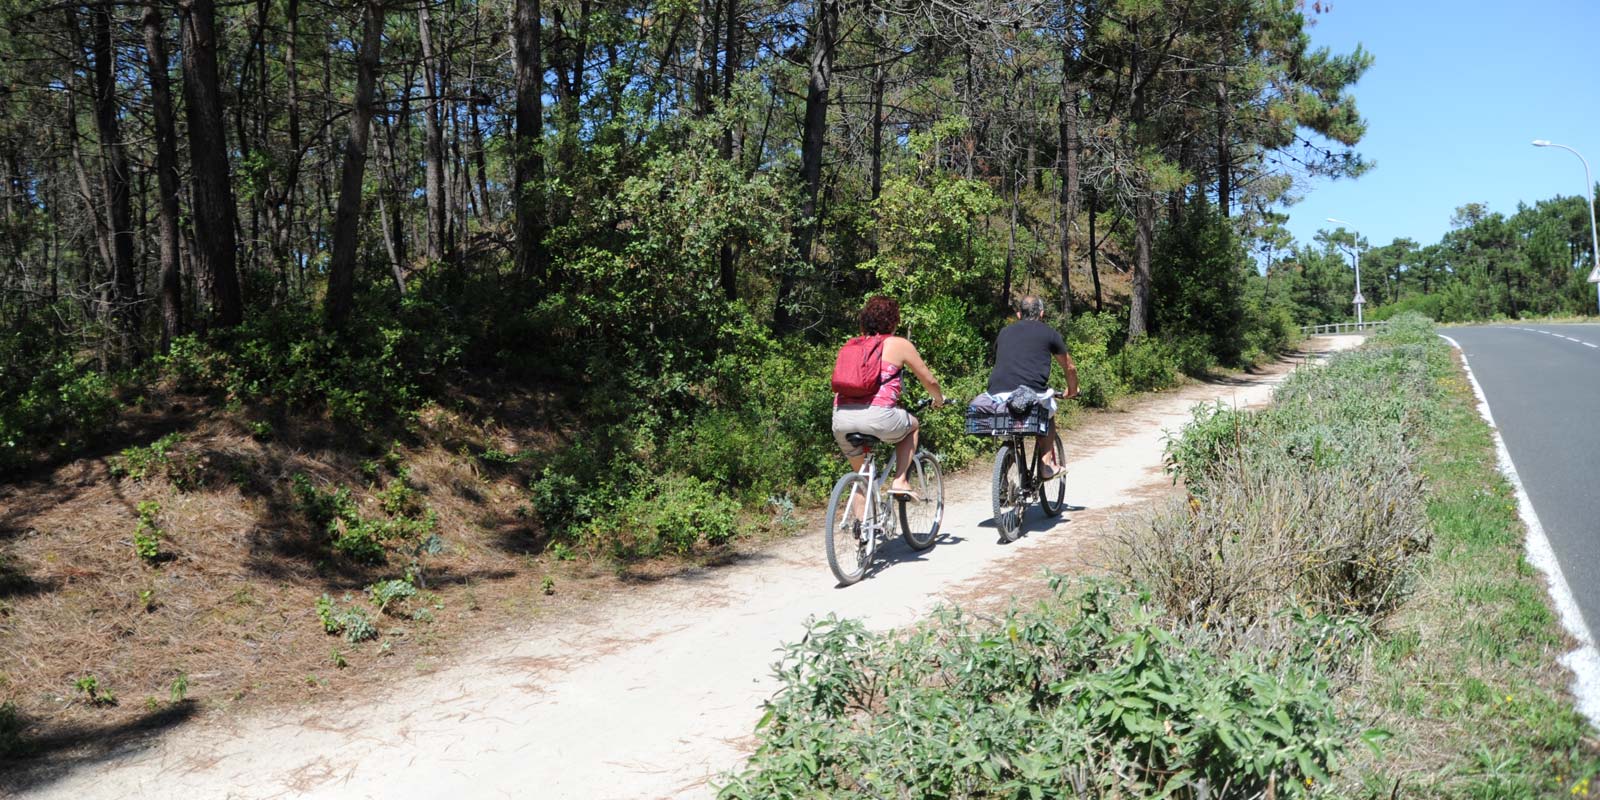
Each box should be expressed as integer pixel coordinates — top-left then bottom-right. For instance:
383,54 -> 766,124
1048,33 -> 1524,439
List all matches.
1280,0 -> 1600,250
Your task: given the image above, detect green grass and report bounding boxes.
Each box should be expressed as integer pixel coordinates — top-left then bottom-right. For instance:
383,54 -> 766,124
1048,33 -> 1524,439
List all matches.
1337,350 -> 1600,797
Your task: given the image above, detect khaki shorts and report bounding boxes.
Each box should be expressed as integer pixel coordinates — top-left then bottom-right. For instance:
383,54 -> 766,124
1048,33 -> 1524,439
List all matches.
832,405 -> 916,458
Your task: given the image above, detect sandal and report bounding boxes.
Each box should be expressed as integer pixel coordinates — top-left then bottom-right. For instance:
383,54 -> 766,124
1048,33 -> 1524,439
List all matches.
886,486 -> 923,502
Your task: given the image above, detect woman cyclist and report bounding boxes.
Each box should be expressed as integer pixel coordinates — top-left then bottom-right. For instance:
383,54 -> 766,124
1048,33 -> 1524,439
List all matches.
831,296 -> 946,496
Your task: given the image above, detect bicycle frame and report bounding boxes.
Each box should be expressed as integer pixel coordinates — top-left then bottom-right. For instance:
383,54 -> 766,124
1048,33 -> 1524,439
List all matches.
849,450 -> 897,549
1005,432 -> 1047,497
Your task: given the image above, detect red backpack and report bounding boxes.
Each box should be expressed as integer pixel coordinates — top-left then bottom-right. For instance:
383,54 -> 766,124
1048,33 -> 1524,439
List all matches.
831,335 -> 887,402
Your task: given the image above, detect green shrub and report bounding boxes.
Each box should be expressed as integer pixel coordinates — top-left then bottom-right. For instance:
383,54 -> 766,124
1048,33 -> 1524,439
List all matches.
1116,337 -> 1180,392
1072,350 -> 1126,408
367,578 -> 417,614
1061,311 -> 1128,408
74,675 -> 116,707
133,500 -> 163,563
315,593 -> 379,642
156,297 -> 466,427
291,473 -> 436,563
0,321 -> 117,472
1169,334 -> 1217,376
719,580 -> 1356,799
109,432 -> 199,488
592,474 -> 741,558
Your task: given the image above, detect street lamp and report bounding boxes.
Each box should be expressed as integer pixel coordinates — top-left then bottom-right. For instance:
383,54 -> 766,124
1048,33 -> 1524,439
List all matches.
1532,139 -> 1600,316
1326,217 -> 1366,327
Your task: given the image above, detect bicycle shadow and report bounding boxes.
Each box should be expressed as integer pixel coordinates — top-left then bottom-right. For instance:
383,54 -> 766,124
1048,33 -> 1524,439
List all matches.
977,503 -> 1086,543
841,531 -> 969,587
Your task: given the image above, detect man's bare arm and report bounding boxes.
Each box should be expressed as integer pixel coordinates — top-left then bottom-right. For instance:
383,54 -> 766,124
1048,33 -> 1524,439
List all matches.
1055,352 -> 1079,398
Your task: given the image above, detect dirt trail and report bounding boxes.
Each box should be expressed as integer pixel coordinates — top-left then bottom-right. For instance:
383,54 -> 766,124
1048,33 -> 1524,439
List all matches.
17,338 -> 1358,800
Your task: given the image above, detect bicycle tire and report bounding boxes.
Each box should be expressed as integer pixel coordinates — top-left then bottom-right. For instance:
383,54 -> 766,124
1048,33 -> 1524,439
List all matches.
1039,432 -> 1068,516
992,444 -> 1025,543
824,472 -> 872,585
899,450 -> 943,551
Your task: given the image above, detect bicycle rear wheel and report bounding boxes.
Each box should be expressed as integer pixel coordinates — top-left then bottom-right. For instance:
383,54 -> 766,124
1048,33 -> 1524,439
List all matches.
824,472 -> 872,585
899,450 -> 943,551
992,443 -> 1026,543
1039,432 -> 1068,516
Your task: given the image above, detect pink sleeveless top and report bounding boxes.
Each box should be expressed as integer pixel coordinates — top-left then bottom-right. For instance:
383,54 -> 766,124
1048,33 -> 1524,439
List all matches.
868,361 -> 903,408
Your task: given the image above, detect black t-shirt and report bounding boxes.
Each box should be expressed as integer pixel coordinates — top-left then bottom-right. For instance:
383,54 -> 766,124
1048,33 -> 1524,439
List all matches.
987,319 -> 1066,394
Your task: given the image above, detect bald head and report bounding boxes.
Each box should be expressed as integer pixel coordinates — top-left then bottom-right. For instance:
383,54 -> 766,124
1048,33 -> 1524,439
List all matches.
1015,295 -> 1046,321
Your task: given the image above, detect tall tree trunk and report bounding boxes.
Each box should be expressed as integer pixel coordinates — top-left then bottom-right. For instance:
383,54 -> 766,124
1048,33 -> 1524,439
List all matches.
418,0 -> 448,263
1004,178 -> 1017,311
717,0 -> 741,300
88,4 -> 139,357
776,0 -> 837,332
1216,79 -> 1230,217
1088,186 -> 1103,312
144,3 -> 184,350
692,0 -> 711,118
181,0 -> 244,327
1129,194 -> 1155,338
1057,38 -> 1079,320
283,0 -> 303,286
867,58 -> 883,259
324,0 -> 385,328
513,0 -> 549,281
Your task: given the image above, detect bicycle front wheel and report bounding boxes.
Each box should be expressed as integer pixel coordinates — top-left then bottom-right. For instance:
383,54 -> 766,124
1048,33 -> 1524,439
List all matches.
824,472 -> 872,585
899,450 -> 943,551
1039,432 -> 1068,516
992,443 -> 1025,543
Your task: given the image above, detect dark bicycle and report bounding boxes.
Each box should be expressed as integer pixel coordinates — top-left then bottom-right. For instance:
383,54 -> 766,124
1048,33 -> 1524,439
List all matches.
966,393 -> 1067,543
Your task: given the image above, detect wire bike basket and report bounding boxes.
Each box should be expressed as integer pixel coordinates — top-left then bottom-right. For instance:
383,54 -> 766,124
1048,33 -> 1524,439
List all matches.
963,403 -> 1051,437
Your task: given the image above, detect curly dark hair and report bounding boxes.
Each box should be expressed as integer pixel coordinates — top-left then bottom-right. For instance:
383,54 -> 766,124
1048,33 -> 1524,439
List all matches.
858,296 -> 901,336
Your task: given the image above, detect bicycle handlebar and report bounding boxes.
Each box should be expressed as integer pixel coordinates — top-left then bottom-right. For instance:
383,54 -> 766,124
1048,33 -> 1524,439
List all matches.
910,397 -> 963,411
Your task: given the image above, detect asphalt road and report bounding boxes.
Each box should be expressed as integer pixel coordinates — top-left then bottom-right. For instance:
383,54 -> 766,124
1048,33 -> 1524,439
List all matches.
1447,323 -> 1600,640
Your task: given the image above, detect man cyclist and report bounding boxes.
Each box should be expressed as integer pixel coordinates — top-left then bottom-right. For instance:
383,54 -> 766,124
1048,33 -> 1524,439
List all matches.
986,295 -> 1079,478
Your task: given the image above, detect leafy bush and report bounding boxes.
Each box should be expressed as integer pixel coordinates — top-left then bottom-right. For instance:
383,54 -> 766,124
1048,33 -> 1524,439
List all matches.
719,580 -> 1357,799
156,297 -> 466,427
109,432 -> 201,489
291,473 -> 437,563
0,319 -> 118,472
74,675 -> 117,707
1061,311 -> 1128,408
1115,337 -> 1180,392
315,593 -> 379,643
367,578 -> 417,615
590,474 -> 741,558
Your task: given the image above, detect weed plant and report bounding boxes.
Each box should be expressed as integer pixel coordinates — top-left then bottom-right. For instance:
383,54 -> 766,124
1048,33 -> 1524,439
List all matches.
133,501 -> 163,563
720,580 -> 1366,799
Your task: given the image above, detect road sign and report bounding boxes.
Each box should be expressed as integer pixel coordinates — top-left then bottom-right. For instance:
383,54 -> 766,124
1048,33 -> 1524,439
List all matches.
1353,291 -> 1366,305
1588,265 -> 1599,284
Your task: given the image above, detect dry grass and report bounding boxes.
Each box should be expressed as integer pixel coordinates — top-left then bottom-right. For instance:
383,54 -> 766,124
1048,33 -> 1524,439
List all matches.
0,386 -> 635,772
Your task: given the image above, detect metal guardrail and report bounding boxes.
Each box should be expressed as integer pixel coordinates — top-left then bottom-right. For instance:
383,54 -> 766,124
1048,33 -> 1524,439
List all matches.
1299,320 -> 1391,336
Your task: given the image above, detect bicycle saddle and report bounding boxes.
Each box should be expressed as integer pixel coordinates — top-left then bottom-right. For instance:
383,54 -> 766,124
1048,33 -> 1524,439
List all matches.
845,433 -> 881,448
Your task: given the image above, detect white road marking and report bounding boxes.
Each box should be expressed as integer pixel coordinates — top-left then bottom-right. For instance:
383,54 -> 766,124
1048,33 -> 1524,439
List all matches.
1514,327 -> 1600,349
1440,333 -> 1600,728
